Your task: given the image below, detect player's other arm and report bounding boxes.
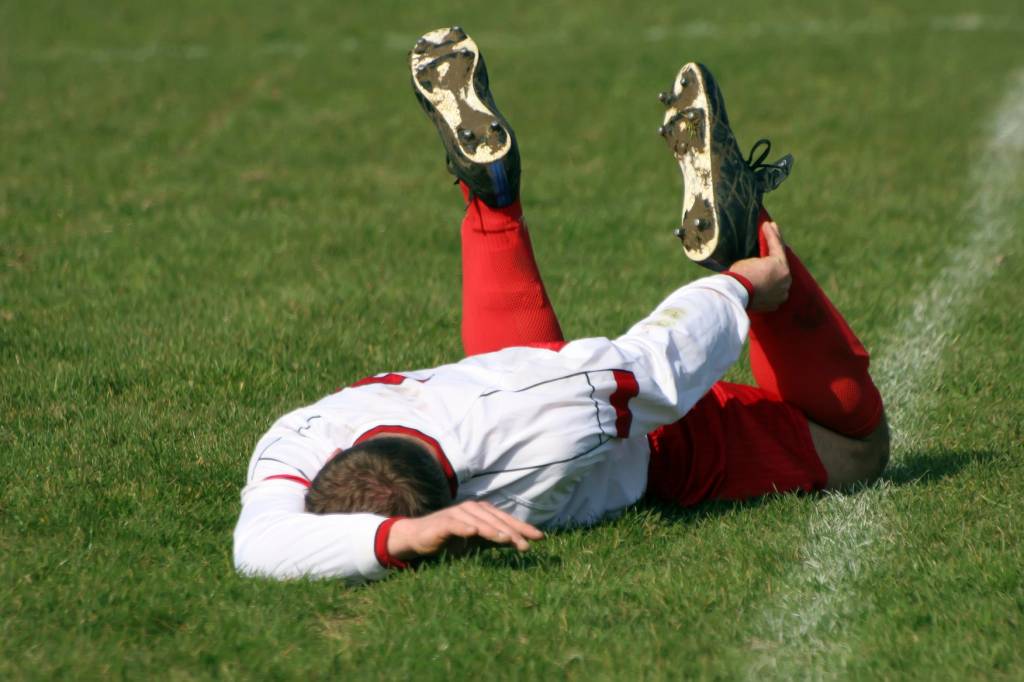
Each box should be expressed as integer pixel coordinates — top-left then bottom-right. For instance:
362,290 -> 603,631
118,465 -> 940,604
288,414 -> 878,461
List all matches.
234,469 -> 544,579
233,480 -> 393,582
609,224 -> 790,433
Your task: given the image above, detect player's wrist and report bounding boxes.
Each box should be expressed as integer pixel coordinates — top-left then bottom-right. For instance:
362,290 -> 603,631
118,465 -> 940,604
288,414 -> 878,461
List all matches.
721,271 -> 755,309
378,517 -> 414,567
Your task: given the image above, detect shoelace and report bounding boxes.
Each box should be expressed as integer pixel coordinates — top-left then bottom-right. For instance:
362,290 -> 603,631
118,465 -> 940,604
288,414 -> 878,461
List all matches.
745,138 -> 785,172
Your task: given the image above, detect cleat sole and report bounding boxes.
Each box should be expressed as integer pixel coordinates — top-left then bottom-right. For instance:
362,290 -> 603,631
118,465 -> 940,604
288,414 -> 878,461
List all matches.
410,28 -> 510,164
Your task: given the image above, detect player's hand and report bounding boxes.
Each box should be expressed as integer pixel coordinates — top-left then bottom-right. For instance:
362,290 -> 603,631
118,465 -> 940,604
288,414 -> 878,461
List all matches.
728,221 -> 791,312
386,500 -> 544,561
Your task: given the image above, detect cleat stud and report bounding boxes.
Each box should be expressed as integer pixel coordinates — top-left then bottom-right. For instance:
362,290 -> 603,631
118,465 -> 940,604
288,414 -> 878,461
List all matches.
683,109 -> 698,121
489,120 -> 502,131
673,227 -> 685,238
694,217 -> 709,229
459,129 -> 475,141
658,91 -> 673,104
452,25 -> 463,33
461,48 -> 472,56
679,76 -> 689,87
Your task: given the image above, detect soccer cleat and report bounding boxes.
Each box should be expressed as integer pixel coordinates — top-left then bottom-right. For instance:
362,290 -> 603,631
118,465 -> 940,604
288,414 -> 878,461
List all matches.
410,27 -> 520,208
659,63 -> 794,271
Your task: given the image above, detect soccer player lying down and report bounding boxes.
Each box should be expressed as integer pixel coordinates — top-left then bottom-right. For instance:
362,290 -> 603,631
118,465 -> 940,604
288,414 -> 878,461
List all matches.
233,27 -> 890,582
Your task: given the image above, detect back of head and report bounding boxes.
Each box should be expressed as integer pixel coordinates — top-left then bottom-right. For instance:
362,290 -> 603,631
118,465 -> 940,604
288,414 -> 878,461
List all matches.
305,436 -> 450,517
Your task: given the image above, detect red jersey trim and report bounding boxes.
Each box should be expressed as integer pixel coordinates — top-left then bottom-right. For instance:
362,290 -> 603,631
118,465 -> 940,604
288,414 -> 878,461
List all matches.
374,516 -> 410,570
721,271 -> 755,309
610,370 -> 640,438
354,425 -> 458,498
350,373 -> 408,388
262,474 -> 312,488
525,340 -> 569,352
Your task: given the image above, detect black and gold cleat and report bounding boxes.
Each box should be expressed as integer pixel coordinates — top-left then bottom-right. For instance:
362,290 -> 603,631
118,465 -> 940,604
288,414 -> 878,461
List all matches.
659,63 -> 793,271
410,27 -> 519,208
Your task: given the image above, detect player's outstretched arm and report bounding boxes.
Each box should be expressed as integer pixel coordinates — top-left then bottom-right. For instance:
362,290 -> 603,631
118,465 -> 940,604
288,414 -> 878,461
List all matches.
594,220 -> 792,437
387,500 -> 544,561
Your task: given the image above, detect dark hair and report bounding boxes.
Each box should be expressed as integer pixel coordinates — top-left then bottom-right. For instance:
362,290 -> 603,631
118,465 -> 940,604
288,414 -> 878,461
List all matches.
305,437 -> 450,517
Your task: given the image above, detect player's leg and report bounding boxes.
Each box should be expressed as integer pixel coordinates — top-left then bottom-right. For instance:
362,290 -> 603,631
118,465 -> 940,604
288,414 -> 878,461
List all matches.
647,377 -> 888,507
748,210 -> 888,487
647,383 -> 827,505
457,184 -> 564,355
656,61 -> 886,491
410,27 -> 564,355
748,209 -> 883,438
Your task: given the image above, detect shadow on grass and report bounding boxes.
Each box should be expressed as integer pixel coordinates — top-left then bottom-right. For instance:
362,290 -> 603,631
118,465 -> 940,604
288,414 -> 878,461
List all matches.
637,495 -> 773,526
882,448 -> 1002,486
636,448 -> 1004,525
426,545 -> 564,573
475,549 -> 563,571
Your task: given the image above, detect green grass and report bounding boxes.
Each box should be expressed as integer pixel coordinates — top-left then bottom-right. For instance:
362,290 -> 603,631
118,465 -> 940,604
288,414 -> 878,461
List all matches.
3,0 -> 1024,678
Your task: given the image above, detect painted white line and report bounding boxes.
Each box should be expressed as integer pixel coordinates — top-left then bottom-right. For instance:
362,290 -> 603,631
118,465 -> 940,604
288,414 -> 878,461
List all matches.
745,488 -> 889,677
743,67 -> 1024,679
880,67 -> 1024,447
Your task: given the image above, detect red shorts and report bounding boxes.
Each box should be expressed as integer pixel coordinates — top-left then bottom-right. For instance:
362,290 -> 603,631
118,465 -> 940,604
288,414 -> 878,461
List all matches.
646,381 -> 827,506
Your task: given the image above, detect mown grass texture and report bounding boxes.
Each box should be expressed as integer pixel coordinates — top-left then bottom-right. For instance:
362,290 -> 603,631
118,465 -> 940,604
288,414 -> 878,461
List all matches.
2,0 -> 1023,679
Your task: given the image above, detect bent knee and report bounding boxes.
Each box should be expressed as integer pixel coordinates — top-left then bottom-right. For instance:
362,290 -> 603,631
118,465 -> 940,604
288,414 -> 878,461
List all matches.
811,413 -> 890,491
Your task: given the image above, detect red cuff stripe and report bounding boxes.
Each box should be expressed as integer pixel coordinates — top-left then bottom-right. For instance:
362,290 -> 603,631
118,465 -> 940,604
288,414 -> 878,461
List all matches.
374,517 -> 410,570
354,425 -> 458,498
610,370 -> 640,438
262,474 -> 312,488
722,271 -> 755,308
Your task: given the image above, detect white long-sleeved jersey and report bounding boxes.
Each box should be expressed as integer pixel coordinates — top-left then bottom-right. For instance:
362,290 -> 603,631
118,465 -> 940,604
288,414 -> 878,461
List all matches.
234,274 -> 750,582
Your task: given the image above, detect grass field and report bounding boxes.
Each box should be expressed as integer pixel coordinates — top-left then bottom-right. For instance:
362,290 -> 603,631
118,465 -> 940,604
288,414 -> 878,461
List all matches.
3,0 -> 1024,678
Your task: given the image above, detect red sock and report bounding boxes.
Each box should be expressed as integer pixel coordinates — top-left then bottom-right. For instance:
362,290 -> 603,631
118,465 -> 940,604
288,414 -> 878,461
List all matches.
459,182 -> 564,355
748,208 -> 884,438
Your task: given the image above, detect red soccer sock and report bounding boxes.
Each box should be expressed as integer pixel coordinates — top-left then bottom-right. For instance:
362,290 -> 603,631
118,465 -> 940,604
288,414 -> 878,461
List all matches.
748,208 -> 884,438
459,182 -> 564,355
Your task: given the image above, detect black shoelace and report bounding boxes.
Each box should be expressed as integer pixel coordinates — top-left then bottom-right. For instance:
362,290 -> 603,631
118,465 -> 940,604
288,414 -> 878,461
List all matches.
745,138 -> 780,172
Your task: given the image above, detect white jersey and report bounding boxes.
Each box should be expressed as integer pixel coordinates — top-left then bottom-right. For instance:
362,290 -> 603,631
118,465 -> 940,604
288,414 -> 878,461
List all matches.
234,274 -> 750,582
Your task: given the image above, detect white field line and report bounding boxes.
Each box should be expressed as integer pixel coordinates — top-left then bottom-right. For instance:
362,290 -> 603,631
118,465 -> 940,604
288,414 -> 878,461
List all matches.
743,69 -> 1024,679
881,69 -> 1024,447
11,14 -> 1024,65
